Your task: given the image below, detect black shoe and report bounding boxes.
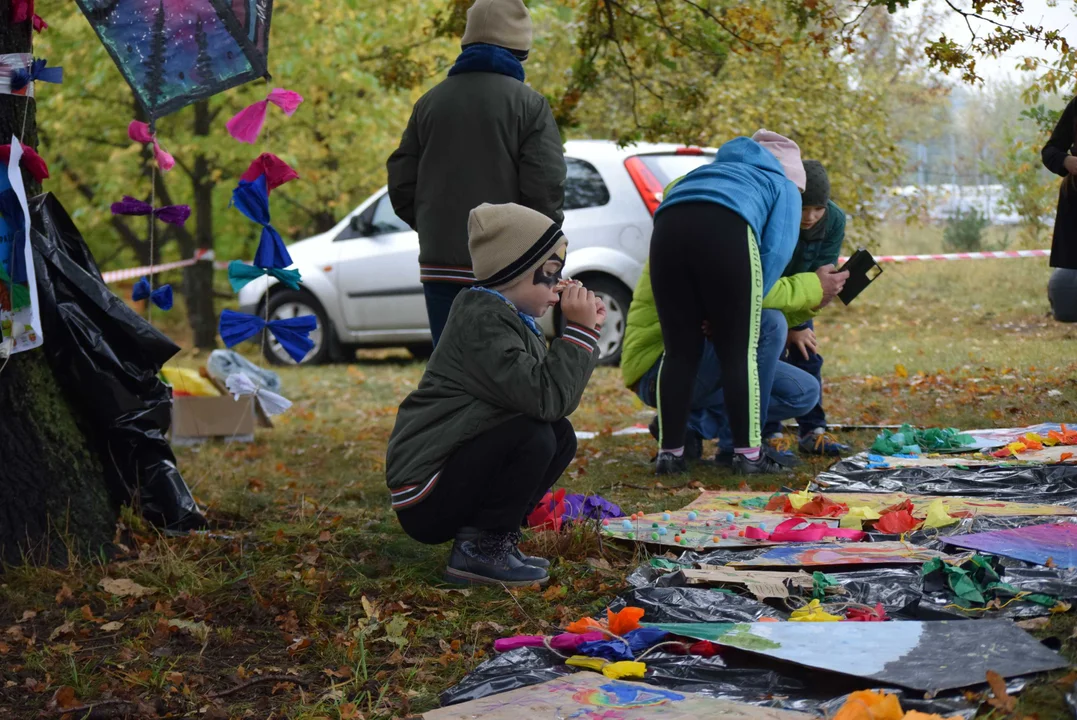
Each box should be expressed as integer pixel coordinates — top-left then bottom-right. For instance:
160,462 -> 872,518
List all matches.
732,451 -> 794,475
445,531 -> 549,587
510,530 -> 551,569
655,451 -> 689,476
715,450 -> 734,468
648,416 -> 702,461
458,527 -> 551,569
765,435 -> 802,468
799,431 -> 850,457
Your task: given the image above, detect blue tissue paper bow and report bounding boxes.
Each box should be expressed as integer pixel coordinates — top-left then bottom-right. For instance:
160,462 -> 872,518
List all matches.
231,174 -> 292,269
577,638 -> 634,662
0,188 -> 26,284
218,308 -> 316,364
132,277 -> 173,311
227,260 -> 302,293
11,58 -> 62,92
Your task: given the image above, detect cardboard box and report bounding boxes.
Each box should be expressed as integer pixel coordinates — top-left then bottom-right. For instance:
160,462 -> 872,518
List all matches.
171,395 -> 271,445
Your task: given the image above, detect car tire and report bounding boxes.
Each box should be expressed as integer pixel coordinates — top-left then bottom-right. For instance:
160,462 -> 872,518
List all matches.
572,275 -> 632,366
263,290 -> 332,366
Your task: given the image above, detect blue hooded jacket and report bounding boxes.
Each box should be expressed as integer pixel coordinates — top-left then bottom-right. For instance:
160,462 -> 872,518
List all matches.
655,137 -> 802,296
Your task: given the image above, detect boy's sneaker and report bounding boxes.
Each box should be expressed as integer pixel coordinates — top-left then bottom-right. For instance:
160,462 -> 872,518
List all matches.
765,433 -> 801,467
733,451 -> 794,475
799,429 -> 850,457
445,531 -> 549,587
655,451 -> 689,476
648,416 -> 702,461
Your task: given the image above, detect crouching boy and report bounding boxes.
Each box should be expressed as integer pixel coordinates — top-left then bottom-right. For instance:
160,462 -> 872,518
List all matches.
386,203 -> 605,586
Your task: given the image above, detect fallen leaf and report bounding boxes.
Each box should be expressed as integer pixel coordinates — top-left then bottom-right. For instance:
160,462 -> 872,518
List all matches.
0,641 -> 9,655
986,670 -> 1017,713
276,610 -> 300,634
1016,617 -> 1050,631
339,703 -> 364,720
99,578 -> 155,599
247,477 -> 265,492
55,584 -> 74,605
24,677 -> 47,694
586,557 -> 612,571
80,605 -> 100,622
470,621 -> 505,634
361,596 -> 377,621
317,530 -> 332,542
895,364 -> 908,379
49,686 -> 80,711
100,621 -> 125,632
384,615 -> 409,648
543,585 -> 566,601
168,619 -> 211,644
165,671 -> 183,685
324,666 -> 353,680
49,621 -> 75,641
287,636 -> 311,656
21,610 -> 37,622
271,681 -> 296,695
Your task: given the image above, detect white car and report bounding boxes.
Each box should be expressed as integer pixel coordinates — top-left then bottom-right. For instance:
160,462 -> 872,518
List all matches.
237,140 -> 715,365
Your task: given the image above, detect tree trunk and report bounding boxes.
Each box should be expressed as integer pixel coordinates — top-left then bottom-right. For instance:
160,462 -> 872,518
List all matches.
182,100 -> 217,350
0,10 -> 116,566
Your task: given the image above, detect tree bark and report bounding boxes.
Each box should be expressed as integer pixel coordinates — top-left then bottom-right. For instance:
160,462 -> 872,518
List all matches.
183,100 -> 218,351
0,9 -> 116,565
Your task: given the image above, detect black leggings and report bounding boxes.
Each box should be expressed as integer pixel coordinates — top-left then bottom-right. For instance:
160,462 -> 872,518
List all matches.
650,202 -> 764,451
396,415 -> 577,544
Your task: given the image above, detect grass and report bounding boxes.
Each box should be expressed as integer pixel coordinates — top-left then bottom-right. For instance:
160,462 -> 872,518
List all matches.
1,223 -> 1076,718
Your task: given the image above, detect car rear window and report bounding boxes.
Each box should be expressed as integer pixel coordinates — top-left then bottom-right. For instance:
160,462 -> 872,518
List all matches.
637,154 -> 714,188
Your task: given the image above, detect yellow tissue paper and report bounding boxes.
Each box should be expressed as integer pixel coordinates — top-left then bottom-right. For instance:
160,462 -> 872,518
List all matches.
839,506 -> 882,529
789,599 -> 842,622
788,490 -> 814,510
565,656 -> 607,672
602,661 -> 646,679
922,499 -> 958,529
161,367 -> 221,397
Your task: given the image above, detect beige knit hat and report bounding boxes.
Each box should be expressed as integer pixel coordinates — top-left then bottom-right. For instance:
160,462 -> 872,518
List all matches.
751,129 -> 807,192
460,0 -> 532,60
469,203 -> 566,288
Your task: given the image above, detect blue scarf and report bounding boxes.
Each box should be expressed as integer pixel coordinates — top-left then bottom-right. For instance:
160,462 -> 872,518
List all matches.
448,44 -> 525,83
471,287 -> 543,338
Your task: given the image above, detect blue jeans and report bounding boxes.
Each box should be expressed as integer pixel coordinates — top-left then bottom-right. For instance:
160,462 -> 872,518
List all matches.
423,282 -> 468,348
762,319 -> 827,437
637,310 -> 819,452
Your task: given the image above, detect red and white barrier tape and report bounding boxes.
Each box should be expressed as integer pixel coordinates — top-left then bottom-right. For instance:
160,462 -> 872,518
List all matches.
100,249 -> 225,284
838,249 -> 1050,264
98,248 -> 1053,285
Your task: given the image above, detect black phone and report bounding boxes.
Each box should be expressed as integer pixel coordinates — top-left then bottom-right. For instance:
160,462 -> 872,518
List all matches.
836,248 -> 882,305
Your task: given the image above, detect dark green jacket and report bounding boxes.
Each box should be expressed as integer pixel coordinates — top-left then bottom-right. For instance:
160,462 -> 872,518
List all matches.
784,201 -> 846,276
386,73 -> 566,283
386,290 -> 598,509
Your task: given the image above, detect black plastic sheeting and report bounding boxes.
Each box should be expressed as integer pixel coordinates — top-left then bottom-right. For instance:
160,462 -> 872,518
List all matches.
608,586 -> 785,623
439,645 -> 994,718
29,194 -> 205,531
816,462 -> 1077,507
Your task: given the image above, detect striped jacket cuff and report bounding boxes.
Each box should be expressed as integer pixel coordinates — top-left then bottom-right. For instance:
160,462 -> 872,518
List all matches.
420,264 -> 475,284
562,323 -> 600,353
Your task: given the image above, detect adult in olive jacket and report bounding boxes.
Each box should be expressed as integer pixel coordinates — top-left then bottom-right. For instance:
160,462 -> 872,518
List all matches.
386,0 -> 567,346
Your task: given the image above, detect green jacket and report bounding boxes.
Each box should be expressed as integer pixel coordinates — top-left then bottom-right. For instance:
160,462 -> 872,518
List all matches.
386,290 -> 598,509
621,261 -> 823,388
386,73 -> 566,281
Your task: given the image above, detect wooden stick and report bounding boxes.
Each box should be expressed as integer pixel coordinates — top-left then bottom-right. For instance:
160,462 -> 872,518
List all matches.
208,674 -> 311,699
51,699 -> 136,718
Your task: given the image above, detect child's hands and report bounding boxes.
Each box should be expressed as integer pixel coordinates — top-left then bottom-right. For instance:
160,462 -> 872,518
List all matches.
594,295 -> 607,329
561,283 -> 601,329
787,327 -> 818,360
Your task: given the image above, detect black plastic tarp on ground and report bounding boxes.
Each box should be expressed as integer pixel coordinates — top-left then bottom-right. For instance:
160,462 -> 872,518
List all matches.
815,462 -> 1077,507
29,194 -> 205,531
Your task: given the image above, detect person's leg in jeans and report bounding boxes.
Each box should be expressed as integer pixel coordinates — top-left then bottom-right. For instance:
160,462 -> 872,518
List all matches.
767,361 -> 821,432
780,319 -> 847,454
423,282 -> 468,348
395,415 -> 574,585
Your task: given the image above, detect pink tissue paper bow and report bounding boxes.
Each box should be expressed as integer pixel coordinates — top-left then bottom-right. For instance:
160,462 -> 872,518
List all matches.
743,517 -> 866,543
128,121 -> 175,172
12,0 -> 45,31
227,89 -> 304,144
241,153 -> 300,193
493,631 -> 605,654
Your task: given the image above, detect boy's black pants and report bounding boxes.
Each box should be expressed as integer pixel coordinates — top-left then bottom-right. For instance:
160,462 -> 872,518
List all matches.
396,415 -> 577,544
